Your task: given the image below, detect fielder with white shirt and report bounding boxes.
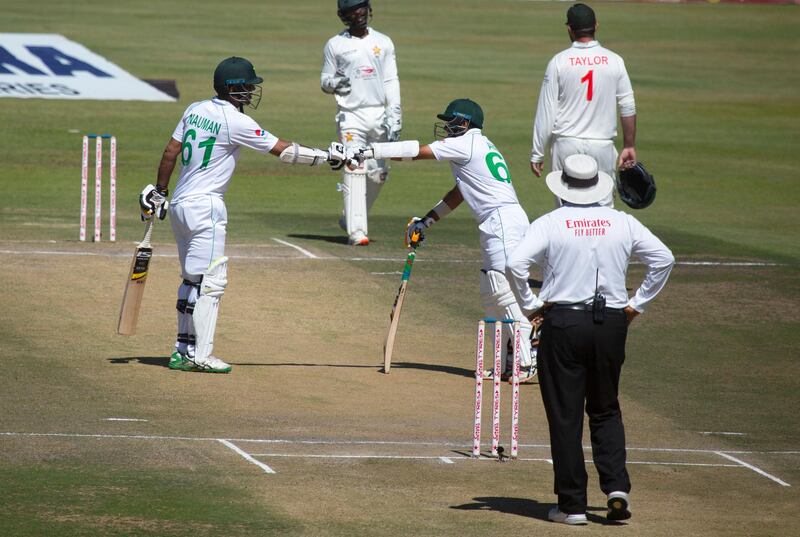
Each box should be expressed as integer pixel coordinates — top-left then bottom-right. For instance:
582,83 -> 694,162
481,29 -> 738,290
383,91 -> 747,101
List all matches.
139,57 -> 346,374
353,99 -> 539,381
321,0 -> 402,245
505,154 -> 674,525
530,3 -> 637,207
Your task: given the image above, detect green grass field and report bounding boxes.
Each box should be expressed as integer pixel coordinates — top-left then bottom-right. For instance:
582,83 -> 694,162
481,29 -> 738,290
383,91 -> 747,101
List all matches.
1,1 -> 799,535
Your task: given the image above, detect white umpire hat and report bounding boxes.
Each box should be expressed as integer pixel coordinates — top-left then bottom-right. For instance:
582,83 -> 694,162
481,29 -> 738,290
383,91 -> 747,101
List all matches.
545,154 -> 615,205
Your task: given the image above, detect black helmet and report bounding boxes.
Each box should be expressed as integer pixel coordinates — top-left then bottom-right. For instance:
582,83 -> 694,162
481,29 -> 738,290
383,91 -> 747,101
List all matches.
617,162 -> 656,209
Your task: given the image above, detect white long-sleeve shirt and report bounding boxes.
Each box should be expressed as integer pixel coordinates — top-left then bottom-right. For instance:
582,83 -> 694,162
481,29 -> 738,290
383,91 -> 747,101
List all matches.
506,204 -> 674,314
321,27 -> 400,121
531,40 -> 635,163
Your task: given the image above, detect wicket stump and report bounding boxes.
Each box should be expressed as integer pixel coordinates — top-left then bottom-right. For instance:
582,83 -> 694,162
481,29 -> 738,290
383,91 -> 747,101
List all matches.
80,134 -> 116,242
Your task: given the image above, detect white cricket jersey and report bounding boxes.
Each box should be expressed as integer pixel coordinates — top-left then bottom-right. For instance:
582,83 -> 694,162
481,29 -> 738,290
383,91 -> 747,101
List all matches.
170,98 -> 278,203
506,204 -> 674,313
531,41 -> 635,162
429,129 -> 522,223
321,27 -> 399,111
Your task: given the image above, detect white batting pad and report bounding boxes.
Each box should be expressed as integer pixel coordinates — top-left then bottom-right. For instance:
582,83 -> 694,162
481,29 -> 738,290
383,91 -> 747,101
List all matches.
193,256 -> 228,363
343,170 -> 368,236
480,270 -> 533,368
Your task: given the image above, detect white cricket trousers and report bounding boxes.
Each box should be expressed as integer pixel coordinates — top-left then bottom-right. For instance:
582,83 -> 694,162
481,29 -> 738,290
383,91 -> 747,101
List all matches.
169,195 -> 227,281
478,204 -> 530,273
552,136 -> 618,207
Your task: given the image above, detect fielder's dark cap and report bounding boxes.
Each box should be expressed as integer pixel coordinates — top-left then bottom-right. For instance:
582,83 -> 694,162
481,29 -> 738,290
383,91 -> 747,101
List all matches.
437,98 -> 484,129
566,3 -> 596,31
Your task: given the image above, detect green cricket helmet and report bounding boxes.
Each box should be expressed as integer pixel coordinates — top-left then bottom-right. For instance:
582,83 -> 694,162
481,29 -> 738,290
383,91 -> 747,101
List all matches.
213,57 -> 263,109
434,98 -> 484,139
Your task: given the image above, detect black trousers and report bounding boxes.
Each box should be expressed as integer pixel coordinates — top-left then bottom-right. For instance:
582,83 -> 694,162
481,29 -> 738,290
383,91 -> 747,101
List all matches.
538,307 -> 631,514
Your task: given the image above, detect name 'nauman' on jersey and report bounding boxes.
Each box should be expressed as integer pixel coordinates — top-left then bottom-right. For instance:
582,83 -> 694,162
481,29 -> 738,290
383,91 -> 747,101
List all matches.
185,113 -> 221,136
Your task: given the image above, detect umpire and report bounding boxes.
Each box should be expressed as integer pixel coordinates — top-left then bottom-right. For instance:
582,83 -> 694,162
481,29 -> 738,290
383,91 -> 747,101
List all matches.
505,154 -> 674,525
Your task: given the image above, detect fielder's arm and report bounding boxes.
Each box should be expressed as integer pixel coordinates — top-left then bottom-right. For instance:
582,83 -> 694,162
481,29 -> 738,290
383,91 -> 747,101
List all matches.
619,114 -> 637,167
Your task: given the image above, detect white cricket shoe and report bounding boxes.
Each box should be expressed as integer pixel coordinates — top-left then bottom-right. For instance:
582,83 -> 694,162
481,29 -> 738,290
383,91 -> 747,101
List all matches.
548,507 -> 588,525
348,230 -> 369,246
191,355 -> 232,374
607,491 -> 631,521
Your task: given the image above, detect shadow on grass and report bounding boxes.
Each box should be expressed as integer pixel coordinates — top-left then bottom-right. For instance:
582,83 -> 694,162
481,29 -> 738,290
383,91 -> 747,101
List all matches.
451,497 -> 622,525
287,233 -> 349,245
228,361 -> 475,378
108,356 -> 169,368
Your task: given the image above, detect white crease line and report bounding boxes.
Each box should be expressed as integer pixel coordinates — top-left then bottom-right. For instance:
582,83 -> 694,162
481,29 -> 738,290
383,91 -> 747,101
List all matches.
440,457 -> 454,464
1,433 -> 797,456
0,249 -> 785,267
371,271 -> 403,275
700,431 -> 746,436
271,238 -> 318,259
218,439 -> 276,474
104,418 -> 148,422
715,451 -> 790,487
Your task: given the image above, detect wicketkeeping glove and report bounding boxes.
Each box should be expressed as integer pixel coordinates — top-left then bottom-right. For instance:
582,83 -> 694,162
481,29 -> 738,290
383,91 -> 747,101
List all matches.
139,184 -> 169,220
405,216 -> 434,248
322,75 -> 351,96
327,142 -> 346,171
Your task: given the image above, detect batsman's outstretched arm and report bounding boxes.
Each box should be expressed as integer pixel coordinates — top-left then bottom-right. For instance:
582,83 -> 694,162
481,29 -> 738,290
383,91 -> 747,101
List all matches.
354,141 -> 436,162
269,139 -> 345,169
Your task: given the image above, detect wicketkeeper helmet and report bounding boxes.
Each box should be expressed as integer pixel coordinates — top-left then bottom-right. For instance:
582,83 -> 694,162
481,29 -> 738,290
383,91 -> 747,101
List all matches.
617,162 -> 657,209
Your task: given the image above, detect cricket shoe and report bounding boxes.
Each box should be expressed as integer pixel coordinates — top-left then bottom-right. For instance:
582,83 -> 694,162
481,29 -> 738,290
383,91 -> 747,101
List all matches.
547,507 -> 588,526
518,365 -> 537,384
348,230 -> 369,246
607,491 -> 631,521
169,351 -> 195,371
189,355 -> 232,374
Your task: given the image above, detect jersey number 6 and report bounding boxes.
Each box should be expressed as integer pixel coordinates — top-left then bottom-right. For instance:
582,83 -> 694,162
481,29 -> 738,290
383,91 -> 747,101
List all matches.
181,129 -> 217,169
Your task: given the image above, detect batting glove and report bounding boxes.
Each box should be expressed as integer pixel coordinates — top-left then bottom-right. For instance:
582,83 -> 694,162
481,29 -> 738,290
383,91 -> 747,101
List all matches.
405,216 -> 434,248
139,184 -> 169,221
351,146 -> 374,165
327,142 -> 347,171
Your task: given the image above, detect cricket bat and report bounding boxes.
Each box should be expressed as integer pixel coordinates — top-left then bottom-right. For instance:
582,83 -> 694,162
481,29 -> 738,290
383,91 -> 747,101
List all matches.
383,234 -> 420,374
117,218 -> 155,335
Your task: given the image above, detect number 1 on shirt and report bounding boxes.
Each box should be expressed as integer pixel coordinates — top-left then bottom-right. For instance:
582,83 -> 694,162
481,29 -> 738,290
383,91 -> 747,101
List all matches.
581,69 -> 594,101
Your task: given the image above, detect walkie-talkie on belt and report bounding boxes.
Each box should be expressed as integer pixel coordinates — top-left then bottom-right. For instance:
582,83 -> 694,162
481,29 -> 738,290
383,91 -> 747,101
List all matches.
592,268 -> 605,324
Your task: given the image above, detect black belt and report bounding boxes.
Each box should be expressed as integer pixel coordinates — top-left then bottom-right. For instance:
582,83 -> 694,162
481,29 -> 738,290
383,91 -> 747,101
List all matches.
547,303 -> 624,313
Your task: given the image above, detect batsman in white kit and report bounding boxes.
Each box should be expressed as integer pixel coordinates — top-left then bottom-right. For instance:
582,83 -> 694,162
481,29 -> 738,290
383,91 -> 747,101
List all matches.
352,99 -> 541,380
139,57 -> 346,373
321,0 -> 402,245
530,3 -> 637,208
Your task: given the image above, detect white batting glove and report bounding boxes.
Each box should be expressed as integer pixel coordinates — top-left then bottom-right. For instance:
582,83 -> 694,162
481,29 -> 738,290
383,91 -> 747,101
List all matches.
405,216 -> 434,248
139,184 -> 169,220
351,146 -> 375,165
327,142 -> 346,171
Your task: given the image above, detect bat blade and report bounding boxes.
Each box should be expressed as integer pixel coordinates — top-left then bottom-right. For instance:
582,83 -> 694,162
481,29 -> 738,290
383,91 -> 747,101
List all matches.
383,280 -> 408,374
117,220 -> 154,335
382,249 -> 416,374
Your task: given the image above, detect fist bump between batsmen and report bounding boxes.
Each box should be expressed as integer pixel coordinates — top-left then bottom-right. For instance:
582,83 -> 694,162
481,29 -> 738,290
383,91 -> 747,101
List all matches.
139,184 -> 169,220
